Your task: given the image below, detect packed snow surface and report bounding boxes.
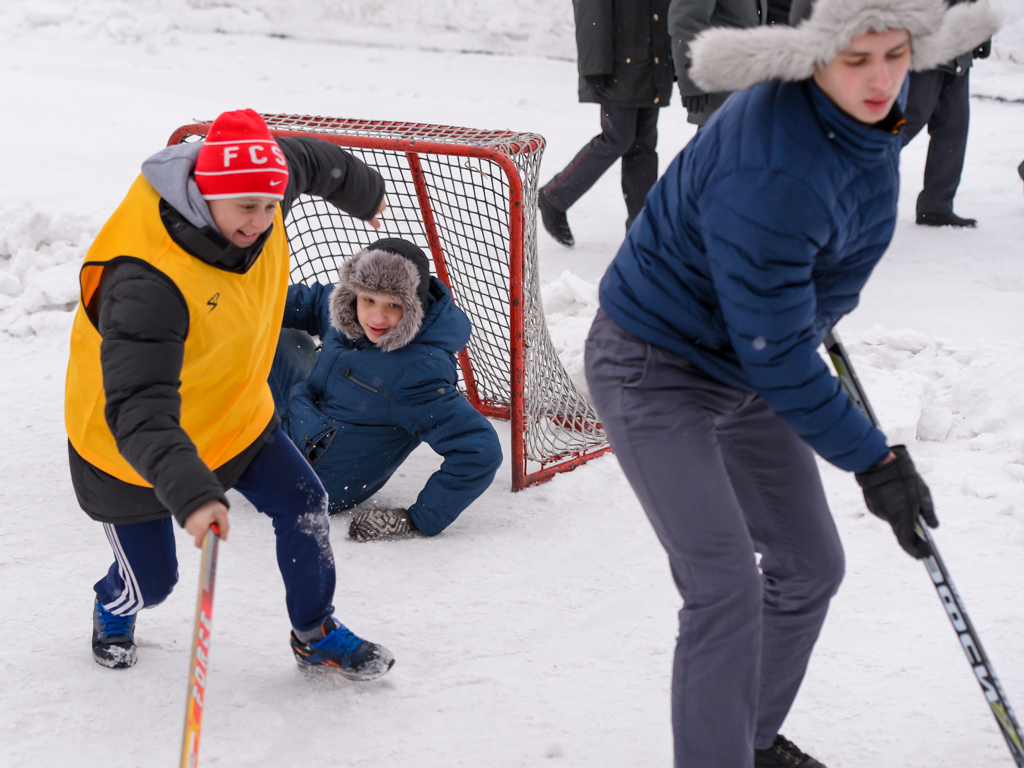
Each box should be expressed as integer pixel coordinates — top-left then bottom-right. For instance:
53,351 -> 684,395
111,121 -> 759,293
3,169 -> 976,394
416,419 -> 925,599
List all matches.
2,2 -> 1024,767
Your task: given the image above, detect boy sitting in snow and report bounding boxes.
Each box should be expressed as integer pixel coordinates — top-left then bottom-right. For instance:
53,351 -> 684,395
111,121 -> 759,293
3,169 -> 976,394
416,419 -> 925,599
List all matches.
269,238 -> 502,541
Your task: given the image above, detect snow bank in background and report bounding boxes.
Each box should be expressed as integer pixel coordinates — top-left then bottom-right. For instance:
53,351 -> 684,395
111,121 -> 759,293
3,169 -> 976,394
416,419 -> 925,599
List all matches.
539,273 -> 1024,471
541,270 -> 600,400
2,0 -> 1023,66
0,205 -> 95,337
845,328 -> 1024,486
0,0 -> 576,59
992,0 -> 1024,63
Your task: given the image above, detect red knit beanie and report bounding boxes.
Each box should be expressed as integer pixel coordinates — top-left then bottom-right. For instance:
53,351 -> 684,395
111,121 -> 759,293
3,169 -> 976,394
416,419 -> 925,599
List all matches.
194,109 -> 289,200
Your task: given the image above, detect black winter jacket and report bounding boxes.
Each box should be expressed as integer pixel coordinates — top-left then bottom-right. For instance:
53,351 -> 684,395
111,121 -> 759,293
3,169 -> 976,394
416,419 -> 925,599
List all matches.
575,0 -> 674,109
68,137 -> 386,527
669,0 -> 765,125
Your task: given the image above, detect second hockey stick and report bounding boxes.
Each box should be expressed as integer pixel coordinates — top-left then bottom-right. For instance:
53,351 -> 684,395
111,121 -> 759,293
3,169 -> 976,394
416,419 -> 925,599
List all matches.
825,329 -> 1024,766
180,523 -> 220,768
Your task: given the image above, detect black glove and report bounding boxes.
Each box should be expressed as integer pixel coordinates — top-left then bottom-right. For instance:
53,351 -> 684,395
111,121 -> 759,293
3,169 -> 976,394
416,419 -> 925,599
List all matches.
682,93 -> 709,113
855,445 -> 938,559
584,74 -> 611,96
974,39 -> 992,59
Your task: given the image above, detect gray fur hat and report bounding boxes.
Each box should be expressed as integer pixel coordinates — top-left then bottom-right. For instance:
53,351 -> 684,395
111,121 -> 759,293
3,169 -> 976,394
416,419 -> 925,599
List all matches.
329,238 -> 433,352
689,0 -> 999,93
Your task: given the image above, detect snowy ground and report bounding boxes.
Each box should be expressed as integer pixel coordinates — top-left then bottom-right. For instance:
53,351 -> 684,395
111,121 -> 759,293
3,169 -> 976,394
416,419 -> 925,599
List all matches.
2,4 -> 1024,767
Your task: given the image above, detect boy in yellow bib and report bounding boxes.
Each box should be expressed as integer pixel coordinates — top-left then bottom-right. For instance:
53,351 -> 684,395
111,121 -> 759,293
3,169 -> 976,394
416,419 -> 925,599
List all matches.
65,109 -> 394,679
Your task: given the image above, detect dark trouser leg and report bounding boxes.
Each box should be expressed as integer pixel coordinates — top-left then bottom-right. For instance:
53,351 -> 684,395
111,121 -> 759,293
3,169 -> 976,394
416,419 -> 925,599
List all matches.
621,107 -> 660,230
269,328 -> 318,415
541,106 -> 640,212
901,70 -> 943,145
584,310 -> 844,768
95,517 -> 179,615
232,428 -> 335,633
902,70 -> 970,214
918,71 -> 970,214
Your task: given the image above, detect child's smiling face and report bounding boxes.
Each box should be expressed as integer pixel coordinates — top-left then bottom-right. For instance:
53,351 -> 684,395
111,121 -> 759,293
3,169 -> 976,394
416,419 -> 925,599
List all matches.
207,196 -> 278,248
356,292 -> 404,343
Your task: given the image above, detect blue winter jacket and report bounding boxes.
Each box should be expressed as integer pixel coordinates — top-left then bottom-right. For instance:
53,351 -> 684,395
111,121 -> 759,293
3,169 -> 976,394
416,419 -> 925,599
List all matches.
280,277 -> 502,535
600,78 -> 900,473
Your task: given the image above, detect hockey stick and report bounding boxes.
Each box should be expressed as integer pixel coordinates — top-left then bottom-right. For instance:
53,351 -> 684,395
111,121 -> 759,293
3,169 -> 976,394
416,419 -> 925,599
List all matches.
825,329 -> 1024,766
180,523 -> 220,768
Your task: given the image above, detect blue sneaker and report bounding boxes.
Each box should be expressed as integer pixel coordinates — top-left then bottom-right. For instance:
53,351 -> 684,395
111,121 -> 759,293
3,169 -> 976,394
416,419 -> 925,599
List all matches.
290,617 -> 394,681
92,598 -> 137,669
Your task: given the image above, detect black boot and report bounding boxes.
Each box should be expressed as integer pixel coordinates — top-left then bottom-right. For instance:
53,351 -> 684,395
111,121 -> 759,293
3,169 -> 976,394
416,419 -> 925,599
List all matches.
916,211 -> 977,227
754,734 -> 827,768
538,192 -> 574,247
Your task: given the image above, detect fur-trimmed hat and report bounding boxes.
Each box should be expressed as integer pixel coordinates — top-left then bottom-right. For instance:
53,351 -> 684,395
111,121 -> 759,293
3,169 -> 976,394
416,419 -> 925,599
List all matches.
688,0 -> 999,94
329,238 -> 433,352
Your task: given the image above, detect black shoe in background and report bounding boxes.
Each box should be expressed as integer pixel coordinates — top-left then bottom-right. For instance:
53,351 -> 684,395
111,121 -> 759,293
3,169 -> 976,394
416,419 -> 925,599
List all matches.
538,192 -> 575,247
755,734 -> 827,768
916,211 -> 977,227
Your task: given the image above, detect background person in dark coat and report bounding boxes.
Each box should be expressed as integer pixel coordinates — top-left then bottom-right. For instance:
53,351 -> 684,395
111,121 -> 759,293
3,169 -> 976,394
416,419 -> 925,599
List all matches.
584,0 -> 998,765
538,0 -> 673,246
270,239 -> 502,542
901,0 -> 992,228
669,0 -> 765,126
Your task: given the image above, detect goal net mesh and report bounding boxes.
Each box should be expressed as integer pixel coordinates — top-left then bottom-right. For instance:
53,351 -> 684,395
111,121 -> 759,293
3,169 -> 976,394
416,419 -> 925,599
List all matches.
173,115 -> 609,488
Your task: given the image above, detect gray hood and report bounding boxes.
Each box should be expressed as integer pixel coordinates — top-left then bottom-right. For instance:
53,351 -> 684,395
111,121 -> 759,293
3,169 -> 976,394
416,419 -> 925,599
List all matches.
141,142 -> 218,231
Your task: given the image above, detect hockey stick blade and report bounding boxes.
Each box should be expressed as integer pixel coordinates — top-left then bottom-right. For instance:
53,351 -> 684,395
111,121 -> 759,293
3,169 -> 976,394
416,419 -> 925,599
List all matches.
180,523 -> 220,768
825,330 -> 1024,766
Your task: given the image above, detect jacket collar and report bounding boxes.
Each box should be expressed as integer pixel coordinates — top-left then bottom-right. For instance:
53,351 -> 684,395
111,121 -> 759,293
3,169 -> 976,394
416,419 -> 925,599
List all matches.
159,199 -> 272,274
806,78 -> 904,161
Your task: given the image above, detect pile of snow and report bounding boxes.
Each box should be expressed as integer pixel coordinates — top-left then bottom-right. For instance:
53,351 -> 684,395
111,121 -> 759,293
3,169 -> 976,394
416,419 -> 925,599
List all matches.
540,270 -> 600,400
3,0 -> 1023,66
0,205 -> 95,337
0,0 -> 577,59
846,327 -> 1024,448
992,0 -> 1024,63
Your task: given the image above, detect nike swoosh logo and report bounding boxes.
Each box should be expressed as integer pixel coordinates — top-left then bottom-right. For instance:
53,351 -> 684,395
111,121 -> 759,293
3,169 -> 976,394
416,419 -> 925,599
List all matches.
269,180 -> 282,186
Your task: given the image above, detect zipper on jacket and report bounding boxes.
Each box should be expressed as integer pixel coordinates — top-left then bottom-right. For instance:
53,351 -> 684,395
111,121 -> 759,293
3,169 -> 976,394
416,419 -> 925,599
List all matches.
343,367 -> 378,393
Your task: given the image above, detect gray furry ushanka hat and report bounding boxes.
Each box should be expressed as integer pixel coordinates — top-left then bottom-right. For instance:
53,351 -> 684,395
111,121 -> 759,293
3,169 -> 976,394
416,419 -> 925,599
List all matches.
688,0 -> 999,93
329,238 -> 433,352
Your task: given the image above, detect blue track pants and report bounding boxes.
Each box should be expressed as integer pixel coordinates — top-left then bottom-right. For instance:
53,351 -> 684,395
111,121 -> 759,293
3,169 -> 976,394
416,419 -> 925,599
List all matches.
94,428 -> 334,633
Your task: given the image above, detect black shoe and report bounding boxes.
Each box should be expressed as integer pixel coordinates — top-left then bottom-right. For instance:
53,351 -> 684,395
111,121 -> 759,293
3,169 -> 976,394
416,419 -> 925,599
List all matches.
755,734 -> 827,768
538,192 -> 574,247
916,211 -> 977,228
92,598 -> 137,669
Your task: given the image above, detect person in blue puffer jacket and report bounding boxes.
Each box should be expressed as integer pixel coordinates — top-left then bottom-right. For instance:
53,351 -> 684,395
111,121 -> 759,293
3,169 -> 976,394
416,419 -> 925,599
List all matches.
270,238 -> 502,541
583,0 -> 998,766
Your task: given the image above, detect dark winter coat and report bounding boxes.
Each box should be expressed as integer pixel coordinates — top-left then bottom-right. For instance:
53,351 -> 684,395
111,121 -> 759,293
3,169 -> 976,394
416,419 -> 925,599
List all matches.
68,137 -> 386,526
669,0 -> 765,125
938,0 -> 981,76
599,78 -> 902,473
575,0 -> 674,108
279,277 -> 502,536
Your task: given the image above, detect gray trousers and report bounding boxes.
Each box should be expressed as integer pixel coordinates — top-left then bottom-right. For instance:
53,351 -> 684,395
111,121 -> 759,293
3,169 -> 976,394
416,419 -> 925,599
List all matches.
584,309 -> 844,768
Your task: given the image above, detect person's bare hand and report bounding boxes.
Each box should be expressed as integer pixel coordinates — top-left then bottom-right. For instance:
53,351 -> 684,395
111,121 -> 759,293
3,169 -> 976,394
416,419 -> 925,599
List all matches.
184,500 -> 229,549
367,197 -> 387,230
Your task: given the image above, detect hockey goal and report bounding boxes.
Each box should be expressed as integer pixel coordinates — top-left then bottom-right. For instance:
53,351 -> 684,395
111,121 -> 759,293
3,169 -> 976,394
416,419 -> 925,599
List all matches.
168,114 -> 610,491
